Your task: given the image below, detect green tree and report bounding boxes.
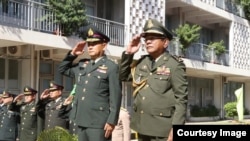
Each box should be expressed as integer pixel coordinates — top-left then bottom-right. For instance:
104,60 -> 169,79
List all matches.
172,24 -> 201,53
46,0 -> 88,37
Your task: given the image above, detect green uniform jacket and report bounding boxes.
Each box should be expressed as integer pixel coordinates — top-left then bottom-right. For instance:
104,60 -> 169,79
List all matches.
119,51 -> 188,137
10,101 -> 37,141
58,51 -> 122,128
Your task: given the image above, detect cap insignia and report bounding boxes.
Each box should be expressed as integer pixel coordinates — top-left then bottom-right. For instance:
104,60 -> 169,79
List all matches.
3,91 -> 6,95
25,88 -> 28,91
88,28 -> 94,36
50,82 -> 53,87
147,20 -> 153,28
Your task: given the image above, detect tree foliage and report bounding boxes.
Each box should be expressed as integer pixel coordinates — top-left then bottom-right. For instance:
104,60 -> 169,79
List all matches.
234,0 -> 250,20
173,24 -> 201,52
37,126 -> 78,141
46,0 -> 88,37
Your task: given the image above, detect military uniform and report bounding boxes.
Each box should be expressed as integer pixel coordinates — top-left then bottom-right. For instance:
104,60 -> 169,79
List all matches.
37,81 -> 68,130
9,86 -> 38,141
119,19 -> 188,139
112,107 -> 131,141
58,84 -> 78,135
0,90 -> 19,141
58,25 -> 122,141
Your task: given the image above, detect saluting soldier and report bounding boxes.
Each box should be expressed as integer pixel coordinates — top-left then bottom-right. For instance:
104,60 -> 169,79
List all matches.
37,81 -> 68,130
119,19 -> 188,141
9,86 -> 38,141
0,90 -> 19,141
58,24 -> 122,141
58,84 -> 78,135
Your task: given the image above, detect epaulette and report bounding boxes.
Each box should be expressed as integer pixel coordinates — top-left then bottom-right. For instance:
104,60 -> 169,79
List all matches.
172,55 -> 183,62
79,58 -> 90,63
130,55 -> 148,68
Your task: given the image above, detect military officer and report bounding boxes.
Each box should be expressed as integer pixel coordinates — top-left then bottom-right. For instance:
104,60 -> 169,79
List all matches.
58,84 -> 78,135
9,86 -> 38,141
0,94 -> 3,110
112,107 -> 131,141
58,24 -> 122,141
0,90 -> 19,141
119,19 -> 188,141
37,81 -> 68,130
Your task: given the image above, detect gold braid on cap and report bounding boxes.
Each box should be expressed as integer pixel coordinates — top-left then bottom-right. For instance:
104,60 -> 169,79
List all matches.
131,67 -> 147,97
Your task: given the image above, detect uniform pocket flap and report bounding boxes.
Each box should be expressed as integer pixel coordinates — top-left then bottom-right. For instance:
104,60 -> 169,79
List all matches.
151,108 -> 171,117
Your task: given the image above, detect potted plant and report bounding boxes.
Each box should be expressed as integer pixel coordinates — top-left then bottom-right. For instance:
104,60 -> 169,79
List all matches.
172,23 -> 201,55
44,0 -> 88,37
207,40 -> 226,63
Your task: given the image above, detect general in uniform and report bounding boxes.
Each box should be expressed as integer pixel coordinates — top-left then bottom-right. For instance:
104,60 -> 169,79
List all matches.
58,25 -> 122,141
9,86 -> 38,141
119,19 -> 188,141
0,90 -> 19,141
37,81 -> 68,130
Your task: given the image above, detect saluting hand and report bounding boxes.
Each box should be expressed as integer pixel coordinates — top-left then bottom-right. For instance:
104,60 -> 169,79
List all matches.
13,94 -> 24,103
63,95 -> 74,105
126,34 -> 141,54
71,41 -> 86,56
40,89 -> 50,100
104,123 -> 115,138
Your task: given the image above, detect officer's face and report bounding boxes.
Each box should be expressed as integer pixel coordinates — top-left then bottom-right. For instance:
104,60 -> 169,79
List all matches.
49,89 -> 62,100
24,94 -> 35,103
0,97 -> 2,104
143,33 -> 169,57
87,41 -> 107,60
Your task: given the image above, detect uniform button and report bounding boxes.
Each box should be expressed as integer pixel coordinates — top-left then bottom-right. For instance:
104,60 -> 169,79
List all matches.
85,81 -> 88,84
142,97 -> 145,100
140,110 -> 144,114
22,122 -> 24,125
83,88 -> 86,92
160,113 -> 163,116
82,97 -> 85,100
88,73 -> 91,76
21,128 -> 23,130
49,115 -> 52,117
99,107 -> 103,110
31,132 -> 34,134
160,77 -> 162,80
97,76 -> 101,79
150,73 -> 152,75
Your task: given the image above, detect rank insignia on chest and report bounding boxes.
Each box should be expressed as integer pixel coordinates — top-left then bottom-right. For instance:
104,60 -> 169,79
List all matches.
30,107 -> 36,112
97,65 -> 107,73
156,66 -> 171,75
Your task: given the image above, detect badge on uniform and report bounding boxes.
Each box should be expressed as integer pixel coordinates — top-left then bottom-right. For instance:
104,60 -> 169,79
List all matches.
156,66 -> 171,75
30,107 -> 36,112
97,65 -> 107,73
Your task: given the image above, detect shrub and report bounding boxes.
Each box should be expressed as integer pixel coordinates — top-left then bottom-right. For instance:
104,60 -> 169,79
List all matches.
190,104 -> 219,117
224,102 -> 237,118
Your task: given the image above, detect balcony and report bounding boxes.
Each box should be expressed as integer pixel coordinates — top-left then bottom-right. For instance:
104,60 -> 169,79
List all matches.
168,41 -> 230,66
0,0 -> 126,47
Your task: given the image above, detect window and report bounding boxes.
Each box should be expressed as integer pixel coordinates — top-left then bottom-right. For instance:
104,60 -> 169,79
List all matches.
40,61 -> 53,75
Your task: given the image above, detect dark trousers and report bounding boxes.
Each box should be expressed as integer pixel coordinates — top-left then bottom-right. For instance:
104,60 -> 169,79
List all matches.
78,126 -> 111,141
138,133 -> 167,141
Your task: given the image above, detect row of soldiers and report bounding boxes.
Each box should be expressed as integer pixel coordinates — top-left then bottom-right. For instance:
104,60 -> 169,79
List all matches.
0,81 -> 76,141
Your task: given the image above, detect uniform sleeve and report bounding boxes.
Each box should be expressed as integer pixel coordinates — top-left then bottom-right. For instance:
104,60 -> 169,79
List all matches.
119,51 -> 134,81
58,104 -> 72,119
121,111 -> 131,141
107,64 -> 122,125
171,61 -> 188,125
58,51 -> 78,77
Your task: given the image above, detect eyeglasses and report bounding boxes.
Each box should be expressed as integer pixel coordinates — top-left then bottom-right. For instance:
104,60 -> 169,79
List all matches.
143,36 -> 166,41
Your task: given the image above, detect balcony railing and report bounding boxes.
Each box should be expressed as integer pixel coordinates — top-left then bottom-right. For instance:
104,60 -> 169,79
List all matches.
0,0 -> 126,47
168,41 -> 230,66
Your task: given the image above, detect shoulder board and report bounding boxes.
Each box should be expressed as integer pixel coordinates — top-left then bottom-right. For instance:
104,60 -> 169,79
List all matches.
130,55 -> 148,68
172,55 -> 183,62
107,57 -> 118,64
